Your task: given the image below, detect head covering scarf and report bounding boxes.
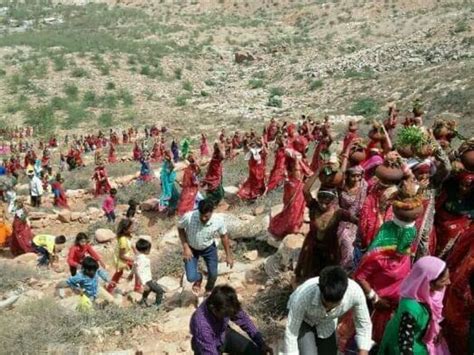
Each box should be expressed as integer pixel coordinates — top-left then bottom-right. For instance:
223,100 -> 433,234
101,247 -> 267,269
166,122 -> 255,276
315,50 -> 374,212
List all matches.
347,165 -> 364,174
400,256 -> 447,355
457,170 -> 474,184
413,159 -> 436,177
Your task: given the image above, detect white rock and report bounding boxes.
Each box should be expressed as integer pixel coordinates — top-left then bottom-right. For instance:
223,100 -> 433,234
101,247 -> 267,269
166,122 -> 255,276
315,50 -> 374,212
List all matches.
95,228 -> 115,243
160,307 -> 195,334
224,186 -> 239,196
279,234 -> 305,266
243,250 -> 258,261
157,276 -> 181,292
217,261 -> 262,275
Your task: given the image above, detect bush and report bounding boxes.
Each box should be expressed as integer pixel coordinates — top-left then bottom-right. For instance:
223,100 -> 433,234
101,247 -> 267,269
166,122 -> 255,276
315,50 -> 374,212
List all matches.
105,81 -> 115,90
98,112 -> 114,127
82,90 -> 98,107
64,83 -> 79,100
176,95 -> 188,106
52,55 -> 67,71
102,95 -> 118,109
269,86 -> 284,97
71,67 -> 88,78
174,67 -> 182,80
453,19 -> 469,33
64,104 -> 89,129
99,64 -> 110,75
350,97 -> 380,117
0,262 -> 39,292
0,68 -> 6,76
204,79 -> 216,86
267,95 -> 282,108
249,78 -> 265,89
308,79 -> 323,90
50,96 -> 68,111
200,90 -> 209,97
140,65 -> 151,76
182,80 -> 193,92
117,89 -> 134,107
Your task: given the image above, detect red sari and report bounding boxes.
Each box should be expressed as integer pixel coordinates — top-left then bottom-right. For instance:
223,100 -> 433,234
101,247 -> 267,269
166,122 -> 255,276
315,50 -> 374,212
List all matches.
342,131 -> 358,152
93,167 -> 111,196
51,181 -> 69,209
150,142 -> 162,163
237,150 -> 267,200
108,144 -> 117,164
267,147 -> 286,192
443,226 -> 474,355
132,143 -> 142,161
200,137 -> 210,157
177,164 -> 200,216
9,213 -> 33,256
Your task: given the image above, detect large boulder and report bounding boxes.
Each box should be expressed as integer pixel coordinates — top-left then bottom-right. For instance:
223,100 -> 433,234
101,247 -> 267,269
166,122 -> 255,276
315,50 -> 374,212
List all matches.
95,229 -> 115,243
140,198 -> 159,212
57,210 -> 71,223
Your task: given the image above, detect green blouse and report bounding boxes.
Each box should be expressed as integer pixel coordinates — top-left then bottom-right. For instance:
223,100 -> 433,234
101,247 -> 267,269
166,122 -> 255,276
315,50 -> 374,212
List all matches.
378,298 -> 430,355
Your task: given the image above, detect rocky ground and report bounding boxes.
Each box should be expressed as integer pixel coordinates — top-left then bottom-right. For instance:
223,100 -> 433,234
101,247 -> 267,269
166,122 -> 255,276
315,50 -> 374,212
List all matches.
0,0 -> 473,353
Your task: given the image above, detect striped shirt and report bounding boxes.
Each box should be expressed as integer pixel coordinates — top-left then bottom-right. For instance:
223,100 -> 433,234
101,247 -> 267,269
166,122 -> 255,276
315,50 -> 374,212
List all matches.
178,211 -> 227,251
281,277 -> 372,355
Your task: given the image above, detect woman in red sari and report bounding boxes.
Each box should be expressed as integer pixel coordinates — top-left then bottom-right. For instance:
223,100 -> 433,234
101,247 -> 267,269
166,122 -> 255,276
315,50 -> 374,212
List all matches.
309,127 -> 332,172
354,189 -> 423,344
132,141 -> 142,161
237,138 -> 267,200
92,162 -> 111,196
443,225 -> 474,355
51,174 -> 69,209
268,148 -> 312,240
177,153 -> 201,216
201,143 -> 225,207
266,135 -> 286,192
342,120 -> 359,152
266,118 -> 279,142
150,140 -> 162,163
9,204 -> 33,256
434,171 -> 473,258
108,144 -> 117,164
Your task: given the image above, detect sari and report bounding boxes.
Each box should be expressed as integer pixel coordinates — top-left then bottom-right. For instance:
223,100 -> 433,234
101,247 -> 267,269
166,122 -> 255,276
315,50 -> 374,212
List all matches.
132,142 -> 142,161
92,167 -> 111,196
443,226 -> 474,355
200,136 -> 210,157
266,147 -> 286,192
202,151 -> 224,206
177,164 -> 200,216
181,138 -> 190,160
9,210 -> 33,256
354,219 -> 416,343
108,144 -> 117,164
171,141 -> 179,163
237,149 -> 266,200
51,181 -> 69,209
159,160 -> 179,212
138,159 -> 154,182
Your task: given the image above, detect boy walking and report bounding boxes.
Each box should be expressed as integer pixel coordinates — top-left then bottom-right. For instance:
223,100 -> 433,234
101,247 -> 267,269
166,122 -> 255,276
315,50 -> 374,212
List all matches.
32,234 -> 66,267
27,169 -> 43,207
132,238 -> 164,307
66,256 -> 111,302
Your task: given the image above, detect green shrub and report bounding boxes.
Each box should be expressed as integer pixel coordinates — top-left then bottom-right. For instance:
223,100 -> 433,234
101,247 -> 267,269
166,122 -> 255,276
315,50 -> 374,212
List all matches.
182,80 -> 193,92
5,95 -> 29,113
50,96 -> 68,111
174,67 -> 182,80
102,94 -> 118,109
140,65 -> 151,76
25,105 -> 56,135
200,90 -> 209,97
106,82 -> 116,90
63,83 -> 79,100
99,64 -> 110,75
71,67 -> 88,78
267,95 -> 282,108
453,19 -> 469,33
99,112 -> 114,127
64,104 -> 89,129
0,68 -> 6,76
350,97 -> 380,116
52,55 -> 67,71
249,78 -> 265,89
117,89 -> 134,107
204,79 -> 216,86
269,86 -> 284,97
82,90 -> 98,108
309,79 -> 323,90
176,95 -> 188,106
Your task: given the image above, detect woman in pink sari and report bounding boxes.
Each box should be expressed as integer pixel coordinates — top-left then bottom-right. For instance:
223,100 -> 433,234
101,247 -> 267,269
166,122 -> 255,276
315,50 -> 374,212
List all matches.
108,143 -> 117,164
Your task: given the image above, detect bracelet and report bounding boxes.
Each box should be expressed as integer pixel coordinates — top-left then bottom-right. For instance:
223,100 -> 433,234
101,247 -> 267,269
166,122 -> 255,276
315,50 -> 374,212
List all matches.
367,289 -> 377,301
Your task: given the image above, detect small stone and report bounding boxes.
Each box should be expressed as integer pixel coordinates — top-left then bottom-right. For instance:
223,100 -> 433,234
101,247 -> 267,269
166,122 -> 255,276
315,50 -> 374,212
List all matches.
253,205 -> 265,216
95,228 -> 115,243
243,250 -> 258,261
58,210 -> 71,223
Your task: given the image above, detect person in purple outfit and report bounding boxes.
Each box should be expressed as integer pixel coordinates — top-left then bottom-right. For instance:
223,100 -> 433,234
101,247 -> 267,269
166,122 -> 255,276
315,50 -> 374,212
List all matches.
190,285 -> 273,355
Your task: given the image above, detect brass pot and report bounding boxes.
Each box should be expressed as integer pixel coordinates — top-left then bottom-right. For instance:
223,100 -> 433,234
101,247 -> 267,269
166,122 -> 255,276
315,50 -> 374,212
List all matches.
375,165 -> 404,184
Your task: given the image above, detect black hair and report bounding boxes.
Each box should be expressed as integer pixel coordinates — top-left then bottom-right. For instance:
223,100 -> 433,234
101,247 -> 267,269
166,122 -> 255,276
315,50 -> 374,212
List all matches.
128,199 -> 138,207
55,235 -> 66,244
110,188 -> 118,195
433,266 -> 448,283
116,218 -> 133,237
136,238 -> 151,253
126,199 -> 138,218
82,256 -> 99,273
319,266 -> 348,303
74,232 -> 89,245
198,199 -> 215,215
207,285 -> 241,318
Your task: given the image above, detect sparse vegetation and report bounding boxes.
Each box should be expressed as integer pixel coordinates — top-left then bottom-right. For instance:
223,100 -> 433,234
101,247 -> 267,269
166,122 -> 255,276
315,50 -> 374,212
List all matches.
350,97 -> 380,117
309,79 -> 323,91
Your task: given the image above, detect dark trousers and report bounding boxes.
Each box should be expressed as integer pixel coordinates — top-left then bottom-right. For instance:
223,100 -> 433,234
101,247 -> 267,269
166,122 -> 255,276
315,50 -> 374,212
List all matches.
184,243 -> 218,292
33,244 -> 50,266
70,266 -> 77,276
298,321 -> 337,355
105,211 -> 116,223
31,195 -> 41,207
142,280 -> 164,306
193,327 -> 261,355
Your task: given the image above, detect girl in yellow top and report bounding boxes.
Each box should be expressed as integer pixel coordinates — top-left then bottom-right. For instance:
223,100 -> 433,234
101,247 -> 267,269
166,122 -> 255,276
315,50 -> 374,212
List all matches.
107,219 -> 142,293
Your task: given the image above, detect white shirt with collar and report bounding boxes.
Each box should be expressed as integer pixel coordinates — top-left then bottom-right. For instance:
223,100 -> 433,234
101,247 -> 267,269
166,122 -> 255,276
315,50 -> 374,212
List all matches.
29,175 -> 43,197
178,210 -> 227,251
281,277 -> 372,355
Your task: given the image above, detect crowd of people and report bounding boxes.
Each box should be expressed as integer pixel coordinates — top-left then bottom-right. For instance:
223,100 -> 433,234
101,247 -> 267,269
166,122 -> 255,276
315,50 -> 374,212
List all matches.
0,106 -> 473,354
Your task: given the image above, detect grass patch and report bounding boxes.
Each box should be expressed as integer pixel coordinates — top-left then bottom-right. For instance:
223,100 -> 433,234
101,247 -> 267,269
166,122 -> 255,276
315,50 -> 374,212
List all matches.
204,79 -> 216,86
52,55 -> 67,72
249,78 -> 265,89
176,95 -> 188,106
82,90 -> 98,108
98,112 -> 114,127
25,105 -> 56,135
174,67 -> 182,80
182,80 -> 193,92
0,298 -> 159,354
269,86 -> 284,97
152,246 -> 183,279
70,67 -> 88,78
350,97 -> 380,117
0,262 -> 39,293
64,104 -> 89,129
117,89 -> 134,107
308,79 -> 323,91
344,68 -> 376,79
116,181 -> 161,205
64,83 -> 79,100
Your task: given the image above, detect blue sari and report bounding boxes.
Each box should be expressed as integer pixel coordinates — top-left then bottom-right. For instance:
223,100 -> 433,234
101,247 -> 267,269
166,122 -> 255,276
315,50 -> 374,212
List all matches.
159,160 -> 179,212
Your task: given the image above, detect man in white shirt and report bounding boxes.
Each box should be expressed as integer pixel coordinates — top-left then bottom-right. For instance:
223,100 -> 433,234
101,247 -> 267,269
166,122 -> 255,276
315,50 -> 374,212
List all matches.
27,169 -> 43,207
178,199 -> 233,295
133,238 -> 164,307
282,266 -> 372,355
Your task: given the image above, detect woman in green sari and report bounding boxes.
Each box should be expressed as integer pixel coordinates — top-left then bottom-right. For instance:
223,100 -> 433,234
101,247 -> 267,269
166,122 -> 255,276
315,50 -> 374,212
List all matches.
378,256 -> 450,355
159,150 -> 179,214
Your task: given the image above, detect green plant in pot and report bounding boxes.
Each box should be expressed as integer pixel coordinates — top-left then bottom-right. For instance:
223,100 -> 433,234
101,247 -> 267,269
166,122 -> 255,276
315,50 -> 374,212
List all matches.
396,126 -> 432,159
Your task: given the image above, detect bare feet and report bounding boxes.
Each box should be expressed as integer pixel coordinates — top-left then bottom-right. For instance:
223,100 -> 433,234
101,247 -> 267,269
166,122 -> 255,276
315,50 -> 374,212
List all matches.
192,280 -> 202,294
